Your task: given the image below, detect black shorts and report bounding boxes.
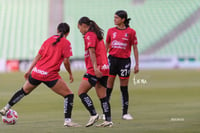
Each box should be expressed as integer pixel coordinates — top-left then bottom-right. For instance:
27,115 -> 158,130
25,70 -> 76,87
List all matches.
83,73 -> 108,88
28,75 -> 58,88
108,55 -> 131,79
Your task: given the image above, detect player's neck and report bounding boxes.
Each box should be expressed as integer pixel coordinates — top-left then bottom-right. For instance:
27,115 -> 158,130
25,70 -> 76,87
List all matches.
116,24 -> 126,30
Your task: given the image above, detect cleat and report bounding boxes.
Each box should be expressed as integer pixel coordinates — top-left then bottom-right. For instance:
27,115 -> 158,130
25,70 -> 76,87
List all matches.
85,114 -> 99,127
0,108 -> 8,116
96,121 -> 113,127
122,114 -> 133,120
64,121 -> 82,127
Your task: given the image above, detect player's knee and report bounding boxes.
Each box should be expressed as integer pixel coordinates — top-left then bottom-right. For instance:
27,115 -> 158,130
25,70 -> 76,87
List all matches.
21,88 -> 29,95
64,93 -> 74,99
78,89 -> 87,96
61,90 -> 73,98
79,93 -> 87,99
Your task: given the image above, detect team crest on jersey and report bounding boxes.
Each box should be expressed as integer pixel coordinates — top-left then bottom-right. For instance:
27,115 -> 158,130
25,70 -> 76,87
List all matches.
122,33 -> 128,40
122,33 -> 129,40
112,32 -> 117,39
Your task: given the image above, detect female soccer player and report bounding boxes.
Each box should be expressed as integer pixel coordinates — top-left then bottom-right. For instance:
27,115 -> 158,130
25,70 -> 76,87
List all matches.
0,23 -> 80,127
77,17 -> 113,127
106,10 -> 139,120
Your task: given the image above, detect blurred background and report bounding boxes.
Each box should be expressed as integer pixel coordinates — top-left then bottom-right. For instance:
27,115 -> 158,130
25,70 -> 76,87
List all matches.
0,1 -> 200,132
0,0 -> 200,72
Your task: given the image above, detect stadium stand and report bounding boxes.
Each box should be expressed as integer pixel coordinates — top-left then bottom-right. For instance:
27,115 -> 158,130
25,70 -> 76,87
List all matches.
0,0 -> 200,62
0,0 -> 49,59
64,0 -> 200,61
140,1 -> 200,61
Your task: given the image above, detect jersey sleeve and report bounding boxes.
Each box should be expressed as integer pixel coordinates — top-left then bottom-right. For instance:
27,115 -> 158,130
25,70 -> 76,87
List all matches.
85,32 -> 97,49
63,41 -> 73,58
132,30 -> 138,45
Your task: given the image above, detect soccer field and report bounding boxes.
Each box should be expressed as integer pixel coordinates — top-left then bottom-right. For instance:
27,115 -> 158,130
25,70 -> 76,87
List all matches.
0,69 -> 200,133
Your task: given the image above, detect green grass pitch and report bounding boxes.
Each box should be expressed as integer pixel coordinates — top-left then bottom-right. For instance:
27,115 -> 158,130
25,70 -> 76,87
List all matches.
0,69 -> 200,133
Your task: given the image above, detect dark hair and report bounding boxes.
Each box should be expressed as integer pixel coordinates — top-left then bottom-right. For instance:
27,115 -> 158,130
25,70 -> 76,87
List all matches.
115,10 -> 131,27
78,17 -> 104,40
52,23 -> 70,45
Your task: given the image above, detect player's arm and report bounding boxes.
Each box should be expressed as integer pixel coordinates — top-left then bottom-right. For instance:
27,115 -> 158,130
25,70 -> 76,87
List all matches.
63,57 -> 73,83
89,47 -> 102,78
24,53 -> 42,79
105,42 -> 110,52
105,29 -> 111,52
133,44 -> 139,74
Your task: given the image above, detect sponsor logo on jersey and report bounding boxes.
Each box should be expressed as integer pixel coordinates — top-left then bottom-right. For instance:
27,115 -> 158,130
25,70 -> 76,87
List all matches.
85,50 -> 89,57
111,40 -> 127,49
33,67 -> 48,75
122,38 -> 128,40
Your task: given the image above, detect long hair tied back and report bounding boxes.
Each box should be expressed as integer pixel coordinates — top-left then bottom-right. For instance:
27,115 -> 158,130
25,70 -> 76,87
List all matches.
115,10 -> 131,27
78,17 -> 104,40
53,23 -> 70,45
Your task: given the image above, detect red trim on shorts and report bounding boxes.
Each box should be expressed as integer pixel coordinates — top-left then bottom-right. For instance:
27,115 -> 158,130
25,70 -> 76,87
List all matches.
83,77 -> 88,81
82,76 -> 100,85
119,76 -> 130,79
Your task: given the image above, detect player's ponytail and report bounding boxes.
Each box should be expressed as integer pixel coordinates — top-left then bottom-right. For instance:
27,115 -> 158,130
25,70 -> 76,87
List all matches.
53,32 -> 64,45
78,17 -> 104,40
52,23 -> 70,45
115,10 -> 131,28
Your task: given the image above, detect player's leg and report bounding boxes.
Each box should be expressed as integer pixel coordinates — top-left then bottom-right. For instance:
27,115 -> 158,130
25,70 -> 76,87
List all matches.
106,76 -> 115,101
120,78 -> 133,120
106,55 -> 117,101
118,58 -> 133,120
49,78 -> 80,127
95,77 -> 113,127
78,79 -> 96,117
120,78 -> 129,115
49,78 -> 73,97
0,76 -> 39,116
78,74 -> 98,127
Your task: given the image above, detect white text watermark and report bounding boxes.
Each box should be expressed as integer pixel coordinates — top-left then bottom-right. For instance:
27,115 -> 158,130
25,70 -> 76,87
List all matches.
170,118 -> 184,122
133,76 -> 148,85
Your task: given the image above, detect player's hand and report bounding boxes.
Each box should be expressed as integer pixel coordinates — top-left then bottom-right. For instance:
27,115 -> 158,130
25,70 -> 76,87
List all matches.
134,65 -> 139,74
69,74 -> 74,83
94,66 -> 102,78
24,72 -> 30,80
